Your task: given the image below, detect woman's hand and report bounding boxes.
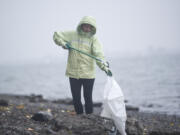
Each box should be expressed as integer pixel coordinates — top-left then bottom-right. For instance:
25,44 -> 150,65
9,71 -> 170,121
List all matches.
104,67 -> 113,77
62,43 -> 71,49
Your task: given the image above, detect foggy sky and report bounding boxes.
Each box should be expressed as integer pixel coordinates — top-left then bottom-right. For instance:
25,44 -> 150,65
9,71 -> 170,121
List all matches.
0,0 -> 180,64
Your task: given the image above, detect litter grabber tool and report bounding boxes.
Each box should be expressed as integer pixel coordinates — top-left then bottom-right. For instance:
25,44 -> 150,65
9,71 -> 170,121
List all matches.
65,43 -> 112,76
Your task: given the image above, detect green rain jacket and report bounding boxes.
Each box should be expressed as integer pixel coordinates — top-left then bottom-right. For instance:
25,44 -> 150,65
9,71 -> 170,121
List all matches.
53,16 -> 106,79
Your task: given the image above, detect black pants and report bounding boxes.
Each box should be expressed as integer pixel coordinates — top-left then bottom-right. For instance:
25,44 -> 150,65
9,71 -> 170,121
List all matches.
69,77 -> 95,114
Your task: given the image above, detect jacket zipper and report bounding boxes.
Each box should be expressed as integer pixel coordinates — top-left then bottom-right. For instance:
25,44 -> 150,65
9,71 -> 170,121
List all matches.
77,36 -> 81,79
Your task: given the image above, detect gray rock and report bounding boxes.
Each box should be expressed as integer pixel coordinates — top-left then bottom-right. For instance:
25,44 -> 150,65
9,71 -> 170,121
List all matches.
126,117 -> 144,135
93,102 -> 102,107
0,99 -> 8,106
52,98 -> 73,105
31,111 -> 53,122
29,94 -> 46,103
51,114 -> 113,135
124,100 -> 128,103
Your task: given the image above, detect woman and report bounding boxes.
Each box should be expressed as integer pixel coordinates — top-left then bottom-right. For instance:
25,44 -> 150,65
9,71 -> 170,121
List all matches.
53,16 -> 112,114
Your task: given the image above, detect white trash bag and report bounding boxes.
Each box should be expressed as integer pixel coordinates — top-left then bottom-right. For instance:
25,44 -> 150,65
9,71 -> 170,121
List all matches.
101,77 -> 127,135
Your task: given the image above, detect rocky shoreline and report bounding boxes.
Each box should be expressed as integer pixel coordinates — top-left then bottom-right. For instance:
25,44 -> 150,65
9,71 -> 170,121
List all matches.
0,93 -> 180,135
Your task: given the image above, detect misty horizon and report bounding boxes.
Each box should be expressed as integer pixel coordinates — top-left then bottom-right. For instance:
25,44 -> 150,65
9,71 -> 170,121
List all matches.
0,0 -> 180,64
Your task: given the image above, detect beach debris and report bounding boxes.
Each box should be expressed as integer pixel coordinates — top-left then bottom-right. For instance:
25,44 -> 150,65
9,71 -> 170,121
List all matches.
0,106 -> 10,111
61,109 -> 65,113
26,114 -> 32,119
66,110 -> 70,113
27,128 -> 34,131
143,128 -> 148,135
47,108 -> 51,112
170,122 -> 174,126
16,104 -> 25,109
69,111 -> 76,116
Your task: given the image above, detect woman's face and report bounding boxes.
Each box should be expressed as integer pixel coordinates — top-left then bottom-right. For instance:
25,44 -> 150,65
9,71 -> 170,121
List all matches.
81,24 -> 92,33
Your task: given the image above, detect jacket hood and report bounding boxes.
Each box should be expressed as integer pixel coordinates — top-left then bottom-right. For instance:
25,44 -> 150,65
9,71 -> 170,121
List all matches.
77,16 -> 97,37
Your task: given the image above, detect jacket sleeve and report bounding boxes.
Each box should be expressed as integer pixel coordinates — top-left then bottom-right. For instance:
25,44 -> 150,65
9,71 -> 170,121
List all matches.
92,37 -> 106,71
53,31 -> 72,49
